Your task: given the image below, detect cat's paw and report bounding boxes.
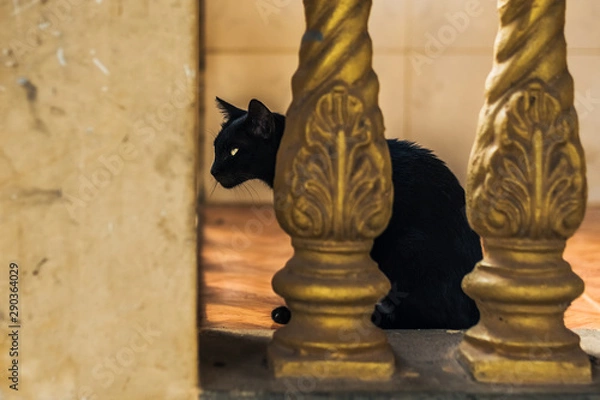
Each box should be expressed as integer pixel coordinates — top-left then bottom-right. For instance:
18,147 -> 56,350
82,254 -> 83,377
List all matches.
371,302 -> 396,329
271,306 -> 291,324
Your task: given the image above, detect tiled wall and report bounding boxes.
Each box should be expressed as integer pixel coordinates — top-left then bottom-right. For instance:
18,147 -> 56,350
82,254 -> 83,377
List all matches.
203,0 -> 600,204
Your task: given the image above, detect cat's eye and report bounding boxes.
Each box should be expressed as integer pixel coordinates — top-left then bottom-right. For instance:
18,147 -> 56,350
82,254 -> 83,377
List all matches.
230,148 -> 239,156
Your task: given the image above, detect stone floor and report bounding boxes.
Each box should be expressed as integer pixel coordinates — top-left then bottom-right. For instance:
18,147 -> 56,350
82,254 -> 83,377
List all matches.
199,328 -> 600,399
200,205 -> 600,330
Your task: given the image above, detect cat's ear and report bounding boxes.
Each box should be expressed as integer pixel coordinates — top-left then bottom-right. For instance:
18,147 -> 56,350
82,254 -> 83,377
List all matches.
216,97 -> 245,121
246,99 -> 275,139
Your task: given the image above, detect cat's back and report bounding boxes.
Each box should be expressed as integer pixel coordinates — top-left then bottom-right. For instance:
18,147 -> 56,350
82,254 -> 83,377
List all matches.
385,139 -> 466,220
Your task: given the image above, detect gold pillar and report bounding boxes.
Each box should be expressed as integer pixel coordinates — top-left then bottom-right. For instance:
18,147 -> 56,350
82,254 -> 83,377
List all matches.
268,0 -> 395,380
460,0 -> 591,384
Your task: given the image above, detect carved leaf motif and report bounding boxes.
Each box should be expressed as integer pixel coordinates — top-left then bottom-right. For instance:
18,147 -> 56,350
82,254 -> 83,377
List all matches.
471,81 -> 586,239
278,85 -> 391,240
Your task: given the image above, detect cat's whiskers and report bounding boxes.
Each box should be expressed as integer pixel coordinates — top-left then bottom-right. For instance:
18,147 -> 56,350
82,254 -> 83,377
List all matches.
208,180 -> 218,198
243,183 -> 260,205
232,183 -> 253,203
240,183 -> 259,204
232,186 -> 246,202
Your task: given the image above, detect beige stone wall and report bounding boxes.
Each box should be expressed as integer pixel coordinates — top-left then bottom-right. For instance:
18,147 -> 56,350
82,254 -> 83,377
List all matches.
0,1 -> 199,399
203,0 -> 600,205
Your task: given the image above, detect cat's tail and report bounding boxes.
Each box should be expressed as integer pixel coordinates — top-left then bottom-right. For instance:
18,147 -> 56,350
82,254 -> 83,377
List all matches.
271,306 -> 291,324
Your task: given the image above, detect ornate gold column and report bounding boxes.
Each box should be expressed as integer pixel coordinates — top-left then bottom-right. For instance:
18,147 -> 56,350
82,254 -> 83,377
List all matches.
268,0 -> 395,380
460,0 -> 591,384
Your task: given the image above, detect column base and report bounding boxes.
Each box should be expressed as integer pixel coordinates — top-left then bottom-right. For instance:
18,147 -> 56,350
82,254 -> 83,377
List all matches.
268,339 -> 395,381
458,339 -> 592,384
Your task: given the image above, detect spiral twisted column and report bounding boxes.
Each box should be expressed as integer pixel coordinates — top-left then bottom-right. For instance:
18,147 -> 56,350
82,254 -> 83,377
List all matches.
268,0 -> 395,380
460,0 -> 591,383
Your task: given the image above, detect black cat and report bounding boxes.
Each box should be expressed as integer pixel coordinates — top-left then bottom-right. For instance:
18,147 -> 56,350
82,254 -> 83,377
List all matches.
210,97 -> 482,329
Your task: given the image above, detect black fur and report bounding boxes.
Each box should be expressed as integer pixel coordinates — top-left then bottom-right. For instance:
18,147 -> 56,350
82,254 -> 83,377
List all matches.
211,97 -> 482,329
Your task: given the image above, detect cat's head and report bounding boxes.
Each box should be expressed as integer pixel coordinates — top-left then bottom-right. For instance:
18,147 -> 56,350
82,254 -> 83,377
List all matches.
210,97 -> 283,188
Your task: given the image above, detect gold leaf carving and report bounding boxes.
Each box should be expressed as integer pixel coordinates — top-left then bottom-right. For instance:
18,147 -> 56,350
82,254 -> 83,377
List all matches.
277,85 -> 391,240
470,81 -> 586,239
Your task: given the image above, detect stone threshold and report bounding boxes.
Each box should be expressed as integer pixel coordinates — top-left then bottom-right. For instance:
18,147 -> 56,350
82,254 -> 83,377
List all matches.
199,328 -> 600,399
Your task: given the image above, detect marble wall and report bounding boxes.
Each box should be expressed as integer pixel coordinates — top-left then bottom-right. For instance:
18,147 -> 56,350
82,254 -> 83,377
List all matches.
0,2 -> 199,399
203,0 -> 600,205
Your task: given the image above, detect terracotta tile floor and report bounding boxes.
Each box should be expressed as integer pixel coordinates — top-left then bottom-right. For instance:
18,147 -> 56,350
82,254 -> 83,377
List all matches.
200,205 -> 600,330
